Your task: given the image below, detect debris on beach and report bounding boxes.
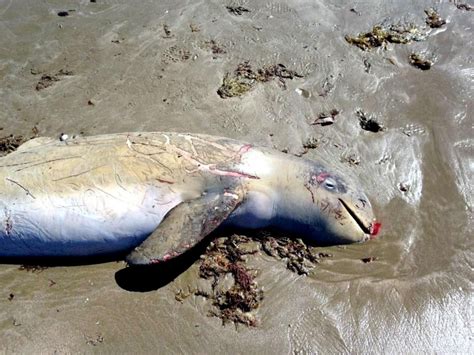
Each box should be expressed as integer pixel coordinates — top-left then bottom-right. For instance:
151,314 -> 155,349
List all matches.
361,257 -> 377,263
318,77 -> 334,97
35,69 -> 74,91
345,23 -> 426,50
399,182 -> 410,192
162,24 -> 172,38
197,235 -> 263,327
302,137 -> 320,151
356,110 -> 384,132
162,46 -> 192,63
18,265 -> 49,273
0,127 -> 39,156
0,135 -> 26,156
194,232 -> 333,326
226,6 -> 250,16
295,88 -> 311,98
205,40 -> 226,56
217,62 -> 303,98
409,53 -> 433,70
258,232 -> 332,275
311,109 -> 340,126
341,153 -> 361,166
36,74 -> 60,90
57,11 -> 70,17
85,334 -> 104,346
454,3 -> 473,11
189,23 -> 200,32
363,58 -> 372,73
425,8 -> 446,28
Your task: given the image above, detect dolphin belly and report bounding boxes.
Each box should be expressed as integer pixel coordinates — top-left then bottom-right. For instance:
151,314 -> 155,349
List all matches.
0,187 -> 180,257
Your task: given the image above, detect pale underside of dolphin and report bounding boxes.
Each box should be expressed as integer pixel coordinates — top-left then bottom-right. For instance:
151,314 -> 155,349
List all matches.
0,132 -> 380,264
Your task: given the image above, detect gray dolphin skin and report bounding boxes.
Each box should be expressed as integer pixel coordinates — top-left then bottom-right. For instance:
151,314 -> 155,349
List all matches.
0,132 -> 380,264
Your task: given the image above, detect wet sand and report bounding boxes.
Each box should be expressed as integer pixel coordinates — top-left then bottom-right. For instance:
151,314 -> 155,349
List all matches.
0,0 -> 472,353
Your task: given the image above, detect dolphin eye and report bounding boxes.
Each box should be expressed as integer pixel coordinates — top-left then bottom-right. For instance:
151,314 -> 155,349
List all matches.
324,178 -> 337,190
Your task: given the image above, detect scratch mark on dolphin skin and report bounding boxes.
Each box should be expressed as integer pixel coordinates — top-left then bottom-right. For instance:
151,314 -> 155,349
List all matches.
114,173 -> 128,191
14,156 -> 83,172
126,141 -> 173,175
5,178 -> 36,199
0,159 -> 45,168
304,183 -> 315,203
207,166 -> 259,179
125,134 -> 258,180
156,178 -> 175,184
162,134 -> 170,145
182,135 -> 199,156
177,134 -> 229,151
237,144 -> 252,155
164,139 -> 259,179
319,198 -> 331,213
52,165 -> 107,181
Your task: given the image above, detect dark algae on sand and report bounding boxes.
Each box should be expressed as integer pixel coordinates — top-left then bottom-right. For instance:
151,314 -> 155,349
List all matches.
188,233 -> 334,326
409,53 -> 433,70
345,23 -> 426,50
356,110 -> 385,133
217,62 -> 303,98
424,8 -> 446,28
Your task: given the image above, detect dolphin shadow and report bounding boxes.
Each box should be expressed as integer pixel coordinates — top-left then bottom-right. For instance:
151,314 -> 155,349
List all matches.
114,231 -> 218,292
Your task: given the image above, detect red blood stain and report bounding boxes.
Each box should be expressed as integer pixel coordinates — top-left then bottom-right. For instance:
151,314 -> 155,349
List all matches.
314,172 -> 330,184
370,221 -> 382,238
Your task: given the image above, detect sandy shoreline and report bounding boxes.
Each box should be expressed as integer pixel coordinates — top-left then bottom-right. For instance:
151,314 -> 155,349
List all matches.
0,0 -> 472,353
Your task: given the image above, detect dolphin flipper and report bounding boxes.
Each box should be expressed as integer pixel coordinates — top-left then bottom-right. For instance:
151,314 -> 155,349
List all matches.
126,191 -> 243,265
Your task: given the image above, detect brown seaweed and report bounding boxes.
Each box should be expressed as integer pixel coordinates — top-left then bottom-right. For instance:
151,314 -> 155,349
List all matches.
195,232 -> 333,326
217,62 -> 303,98
345,23 -> 426,51
226,6 -> 250,16
409,53 -> 433,70
356,110 -> 384,132
425,8 -> 446,28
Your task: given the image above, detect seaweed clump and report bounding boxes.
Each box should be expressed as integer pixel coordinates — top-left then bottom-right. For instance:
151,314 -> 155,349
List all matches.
258,232 -> 332,275
455,3 -> 473,11
311,109 -> 340,126
0,127 -> 39,157
35,69 -> 74,91
425,8 -> 446,28
226,6 -> 250,16
409,53 -> 433,70
0,135 -> 26,156
345,23 -> 426,50
18,265 -> 49,273
356,110 -> 384,133
217,62 -> 303,98
194,232 -> 333,326
198,235 -> 263,327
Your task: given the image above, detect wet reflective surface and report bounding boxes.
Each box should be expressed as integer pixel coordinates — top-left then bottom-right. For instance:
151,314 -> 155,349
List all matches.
0,0 -> 472,352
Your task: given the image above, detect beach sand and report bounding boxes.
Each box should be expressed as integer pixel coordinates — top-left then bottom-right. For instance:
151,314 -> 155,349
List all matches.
0,0 -> 472,353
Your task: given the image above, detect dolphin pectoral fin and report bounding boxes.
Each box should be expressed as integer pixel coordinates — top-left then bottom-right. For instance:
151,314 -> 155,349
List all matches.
126,191 -> 243,265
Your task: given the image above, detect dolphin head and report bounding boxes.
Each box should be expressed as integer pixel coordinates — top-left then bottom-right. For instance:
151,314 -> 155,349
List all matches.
269,157 -> 381,245
233,148 -> 380,245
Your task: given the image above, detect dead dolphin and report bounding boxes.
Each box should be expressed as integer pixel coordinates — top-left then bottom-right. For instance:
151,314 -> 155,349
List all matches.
0,132 -> 380,263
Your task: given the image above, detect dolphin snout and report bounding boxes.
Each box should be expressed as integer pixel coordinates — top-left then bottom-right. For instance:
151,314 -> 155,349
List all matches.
338,196 -> 381,239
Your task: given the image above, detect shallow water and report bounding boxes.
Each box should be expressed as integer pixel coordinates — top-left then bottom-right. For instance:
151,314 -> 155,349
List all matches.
0,0 -> 472,353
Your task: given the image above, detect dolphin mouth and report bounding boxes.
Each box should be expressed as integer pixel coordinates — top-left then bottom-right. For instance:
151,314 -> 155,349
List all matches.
338,198 -> 380,238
